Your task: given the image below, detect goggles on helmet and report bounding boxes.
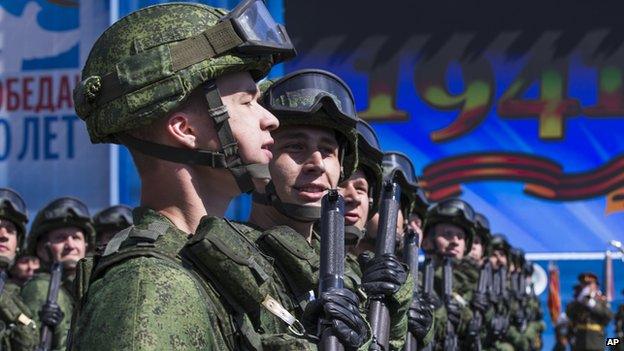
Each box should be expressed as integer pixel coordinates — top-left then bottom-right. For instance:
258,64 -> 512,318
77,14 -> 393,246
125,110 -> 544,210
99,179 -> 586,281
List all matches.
382,152 -> 418,190
0,188 -> 27,222
433,198 -> 476,224
262,69 -> 358,123
41,198 -> 90,223
223,0 -> 295,61
94,206 -> 132,229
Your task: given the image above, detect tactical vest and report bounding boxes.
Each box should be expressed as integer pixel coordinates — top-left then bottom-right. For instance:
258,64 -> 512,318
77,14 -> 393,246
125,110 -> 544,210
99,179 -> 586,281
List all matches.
72,215 -> 306,350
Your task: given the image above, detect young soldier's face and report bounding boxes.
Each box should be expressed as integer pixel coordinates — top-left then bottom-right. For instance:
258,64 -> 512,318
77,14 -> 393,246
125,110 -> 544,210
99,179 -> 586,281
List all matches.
469,235 -> 484,261
338,169 -> 370,230
489,249 -> 508,269
270,126 -> 341,207
0,218 -> 19,261
365,209 -> 404,245
11,256 -> 40,282
38,226 -> 87,269
432,222 -> 466,259
216,71 -> 279,165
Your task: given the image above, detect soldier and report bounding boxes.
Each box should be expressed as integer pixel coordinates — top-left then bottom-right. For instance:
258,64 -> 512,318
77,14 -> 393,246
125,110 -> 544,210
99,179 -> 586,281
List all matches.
566,272 -> 613,351
68,2 -> 353,349
488,234 -> 514,351
9,254 -> 39,287
92,205 -> 132,254
615,289 -> 624,351
248,69 -> 385,349
21,197 -> 92,350
422,198 -> 477,351
0,188 -> 38,350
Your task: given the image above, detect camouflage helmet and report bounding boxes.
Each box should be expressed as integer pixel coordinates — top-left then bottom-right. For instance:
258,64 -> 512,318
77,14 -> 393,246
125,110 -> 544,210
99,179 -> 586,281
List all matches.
355,120 -> 383,217
423,198 -> 476,254
474,212 -> 492,257
0,188 -> 28,243
490,233 -> 511,264
27,197 -> 95,256
509,247 -> 526,270
262,69 -> 359,181
75,1 -> 295,193
93,205 -> 133,235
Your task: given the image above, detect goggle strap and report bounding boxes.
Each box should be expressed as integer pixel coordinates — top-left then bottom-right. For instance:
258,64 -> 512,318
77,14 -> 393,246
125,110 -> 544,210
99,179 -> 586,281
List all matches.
91,20 -> 243,107
172,20 -> 243,72
118,134 -> 229,168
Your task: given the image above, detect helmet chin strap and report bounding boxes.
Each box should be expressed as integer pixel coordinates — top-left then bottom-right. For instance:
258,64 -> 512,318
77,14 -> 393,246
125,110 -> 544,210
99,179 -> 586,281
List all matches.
344,225 -> 365,246
116,82 -> 268,193
252,181 -> 321,222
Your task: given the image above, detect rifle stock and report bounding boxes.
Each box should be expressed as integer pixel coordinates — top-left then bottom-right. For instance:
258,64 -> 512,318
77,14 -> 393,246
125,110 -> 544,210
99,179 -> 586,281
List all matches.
443,257 -> 457,351
37,244 -> 64,351
404,230 -> 420,351
319,189 -> 346,351
368,180 -> 401,351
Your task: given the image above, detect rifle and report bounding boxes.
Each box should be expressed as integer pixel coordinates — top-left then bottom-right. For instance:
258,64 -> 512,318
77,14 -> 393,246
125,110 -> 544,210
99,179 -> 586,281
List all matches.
468,262 -> 491,351
419,258 -> 435,351
403,229 -> 420,351
37,245 -> 64,351
443,257 -> 458,351
318,189 -> 346,351
490,267 -> 509,339
368,180 -> 402,351
0,270 -> 7,295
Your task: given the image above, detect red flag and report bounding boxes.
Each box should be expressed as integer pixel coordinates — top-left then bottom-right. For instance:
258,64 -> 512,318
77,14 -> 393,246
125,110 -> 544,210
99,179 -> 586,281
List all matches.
548,261 -> 561,324
604,250 -> 614,302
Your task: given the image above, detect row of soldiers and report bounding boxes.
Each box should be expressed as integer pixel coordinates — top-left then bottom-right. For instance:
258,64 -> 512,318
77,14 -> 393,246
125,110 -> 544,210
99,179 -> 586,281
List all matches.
0,189 -> 133,350
3,0 -> 617,349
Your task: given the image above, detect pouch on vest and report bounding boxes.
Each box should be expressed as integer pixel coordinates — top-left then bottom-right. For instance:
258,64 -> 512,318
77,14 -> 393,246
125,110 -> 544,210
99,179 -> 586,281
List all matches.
257,226 -> 319,304
181,216 -> 274,314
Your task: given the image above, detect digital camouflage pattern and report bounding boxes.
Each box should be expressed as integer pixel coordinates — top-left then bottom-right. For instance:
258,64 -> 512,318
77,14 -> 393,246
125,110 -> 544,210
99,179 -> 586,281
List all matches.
0,282 -> 37,351
20,271 -> 75,351
75,3 -> 274,143
72,208 -> 317,351
429,258 -> 475,351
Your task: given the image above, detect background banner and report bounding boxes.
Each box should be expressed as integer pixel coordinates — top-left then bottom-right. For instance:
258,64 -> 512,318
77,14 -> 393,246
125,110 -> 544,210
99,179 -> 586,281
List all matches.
285,0 -> 624,253
0,0 -> 111,217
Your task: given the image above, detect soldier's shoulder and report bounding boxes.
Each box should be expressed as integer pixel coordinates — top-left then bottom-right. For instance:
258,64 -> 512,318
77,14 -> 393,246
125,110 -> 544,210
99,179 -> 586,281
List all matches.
20,272 -> 51,296
75,255 -> 222,350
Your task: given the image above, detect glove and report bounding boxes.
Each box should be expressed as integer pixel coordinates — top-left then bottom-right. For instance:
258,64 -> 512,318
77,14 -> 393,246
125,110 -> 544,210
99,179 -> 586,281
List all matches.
39,302 -> 64,327
408,294 -> 433,340
303,288 -> 368,349
360,253 -> 407,296
446,299 -> 462,326
472,292 -> 489,313
491,314 -> 509,338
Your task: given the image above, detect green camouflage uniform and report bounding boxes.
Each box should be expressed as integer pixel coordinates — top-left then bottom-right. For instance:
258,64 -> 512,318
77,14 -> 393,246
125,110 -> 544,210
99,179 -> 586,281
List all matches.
72,208 -> 313,351
430,258 -> 474,351
566,298 -> 613,351
0,281 -> 37,350
20,270 -> 75,351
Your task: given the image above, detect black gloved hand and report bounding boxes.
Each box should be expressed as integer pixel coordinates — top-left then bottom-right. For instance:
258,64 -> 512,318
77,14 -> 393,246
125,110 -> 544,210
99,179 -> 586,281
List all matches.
303,288 -> 368,350
39,302 -> 64,327
408,294 -> 433,340
446,299 -> 462,326
491,314 -> 509,338
472,292 -> 489,313
360,253 -> 407,296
